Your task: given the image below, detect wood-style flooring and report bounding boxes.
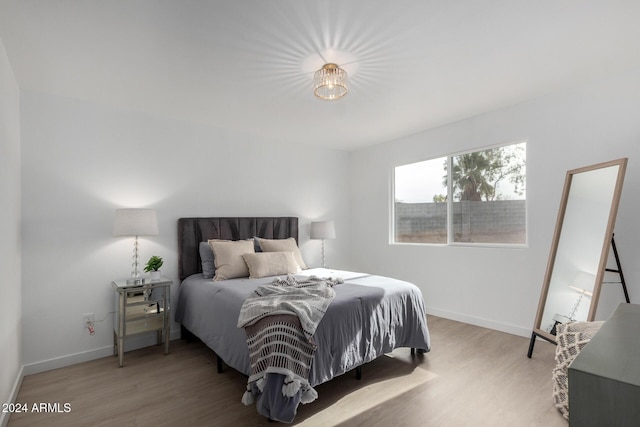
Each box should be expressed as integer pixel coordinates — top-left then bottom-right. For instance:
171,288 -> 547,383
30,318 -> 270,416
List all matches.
8,316 -> 566,426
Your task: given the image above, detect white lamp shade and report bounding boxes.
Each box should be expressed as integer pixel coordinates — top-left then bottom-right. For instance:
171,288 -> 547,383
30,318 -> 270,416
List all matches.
310,221 -> 336,240
113,209 -> 159,237
570,271 -> 596,296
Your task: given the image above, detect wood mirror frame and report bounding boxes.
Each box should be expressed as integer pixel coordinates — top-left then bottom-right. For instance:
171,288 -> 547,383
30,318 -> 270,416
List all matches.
528,158 -> 628,358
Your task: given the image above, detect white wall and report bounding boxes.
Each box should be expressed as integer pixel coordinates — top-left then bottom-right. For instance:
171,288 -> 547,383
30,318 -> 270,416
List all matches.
350,67 -> 640,337
20,91 -> 351,372
14,55 -> 640,375
0,37 -> 22,427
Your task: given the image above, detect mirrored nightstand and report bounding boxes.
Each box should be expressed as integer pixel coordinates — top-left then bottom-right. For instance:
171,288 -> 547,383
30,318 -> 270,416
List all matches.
112,277 -> 171,367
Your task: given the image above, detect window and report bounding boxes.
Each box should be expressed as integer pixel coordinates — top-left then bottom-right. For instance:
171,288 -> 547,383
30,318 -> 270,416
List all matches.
394,157 -> 448,244
393,141 -> 526,245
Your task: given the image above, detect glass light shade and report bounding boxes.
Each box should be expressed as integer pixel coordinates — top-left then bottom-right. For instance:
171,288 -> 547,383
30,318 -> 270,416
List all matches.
314,63 -> 347,100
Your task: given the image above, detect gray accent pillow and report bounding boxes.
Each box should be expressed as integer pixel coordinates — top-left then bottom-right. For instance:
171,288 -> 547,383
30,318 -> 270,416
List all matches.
199,242 -> 215,279
253,236 -> 263,252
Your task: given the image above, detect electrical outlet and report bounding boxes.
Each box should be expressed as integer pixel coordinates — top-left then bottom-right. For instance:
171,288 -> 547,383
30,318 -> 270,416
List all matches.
82,313 -> 95,328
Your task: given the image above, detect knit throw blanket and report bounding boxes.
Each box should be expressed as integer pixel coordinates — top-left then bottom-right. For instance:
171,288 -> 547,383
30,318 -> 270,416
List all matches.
237,276 -> 337,406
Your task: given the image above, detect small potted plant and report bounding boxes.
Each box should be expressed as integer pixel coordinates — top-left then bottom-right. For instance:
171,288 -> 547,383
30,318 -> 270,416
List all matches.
144,255 -> 163,281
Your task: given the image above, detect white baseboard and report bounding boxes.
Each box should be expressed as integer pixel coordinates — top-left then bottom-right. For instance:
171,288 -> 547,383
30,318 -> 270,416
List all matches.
426,306 -> 532,338
0,365 -> 24,427
23,345 -> 114,376
23,329 -> 181,376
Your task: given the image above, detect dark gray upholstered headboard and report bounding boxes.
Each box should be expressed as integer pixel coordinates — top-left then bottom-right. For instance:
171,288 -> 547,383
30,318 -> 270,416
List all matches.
178,217 -> 299,281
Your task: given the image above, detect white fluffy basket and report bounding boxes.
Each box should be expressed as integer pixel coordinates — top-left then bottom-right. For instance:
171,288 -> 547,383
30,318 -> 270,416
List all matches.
552,321 -> 604,420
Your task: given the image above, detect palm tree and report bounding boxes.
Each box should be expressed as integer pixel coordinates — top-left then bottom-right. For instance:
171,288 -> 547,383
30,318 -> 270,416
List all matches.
443,146 -> 525,201
445,152 -> 495,201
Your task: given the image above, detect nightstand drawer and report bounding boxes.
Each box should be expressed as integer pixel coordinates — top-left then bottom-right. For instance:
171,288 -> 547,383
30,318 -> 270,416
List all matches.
126,303 -> 161,319
126,315 -> 164,335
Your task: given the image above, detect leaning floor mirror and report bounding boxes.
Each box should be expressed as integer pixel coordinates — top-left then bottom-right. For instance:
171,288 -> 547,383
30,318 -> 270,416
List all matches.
528,158 -> 628,357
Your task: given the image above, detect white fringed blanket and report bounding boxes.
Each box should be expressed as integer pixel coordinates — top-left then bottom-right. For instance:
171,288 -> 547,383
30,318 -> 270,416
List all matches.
237,276 -> 336,411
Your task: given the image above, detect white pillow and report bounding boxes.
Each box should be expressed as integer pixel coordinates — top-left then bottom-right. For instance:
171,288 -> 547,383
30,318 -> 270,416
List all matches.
208,239 -> 255,281
257,237 -> 307,270
242,251 -> 301,279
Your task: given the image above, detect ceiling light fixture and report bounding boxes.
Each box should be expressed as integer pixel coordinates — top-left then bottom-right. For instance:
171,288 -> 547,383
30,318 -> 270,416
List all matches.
313,63 -> 347,100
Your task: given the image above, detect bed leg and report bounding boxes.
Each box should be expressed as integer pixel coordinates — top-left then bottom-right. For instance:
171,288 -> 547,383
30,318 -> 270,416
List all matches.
181,325 -> 196,342
216,355 -> 224,373
411,348 -> 415,355
355,365 -> 362,380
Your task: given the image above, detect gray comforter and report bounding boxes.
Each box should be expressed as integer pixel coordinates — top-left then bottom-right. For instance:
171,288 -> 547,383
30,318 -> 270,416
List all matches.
175,269 -> 430,388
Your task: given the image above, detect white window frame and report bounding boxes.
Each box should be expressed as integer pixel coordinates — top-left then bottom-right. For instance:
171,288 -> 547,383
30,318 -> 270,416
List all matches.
391,140 -> 528,248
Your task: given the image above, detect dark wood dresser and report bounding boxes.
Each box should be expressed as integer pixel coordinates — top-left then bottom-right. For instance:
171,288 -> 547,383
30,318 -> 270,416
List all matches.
569,303 -> 640,426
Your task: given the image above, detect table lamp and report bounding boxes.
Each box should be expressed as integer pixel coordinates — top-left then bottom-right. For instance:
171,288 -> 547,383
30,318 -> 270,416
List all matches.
310,220 -> 335,268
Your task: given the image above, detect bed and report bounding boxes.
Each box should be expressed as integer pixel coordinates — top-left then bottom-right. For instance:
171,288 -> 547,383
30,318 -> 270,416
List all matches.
174,216 -> 430,422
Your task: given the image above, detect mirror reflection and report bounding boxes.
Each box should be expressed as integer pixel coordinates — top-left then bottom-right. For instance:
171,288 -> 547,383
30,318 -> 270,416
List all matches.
540,165 -> 619,332
529,158 -> 627,357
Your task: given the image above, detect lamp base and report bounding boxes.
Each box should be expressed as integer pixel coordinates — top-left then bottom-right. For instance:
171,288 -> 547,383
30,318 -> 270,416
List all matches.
126,277 -> 146,285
